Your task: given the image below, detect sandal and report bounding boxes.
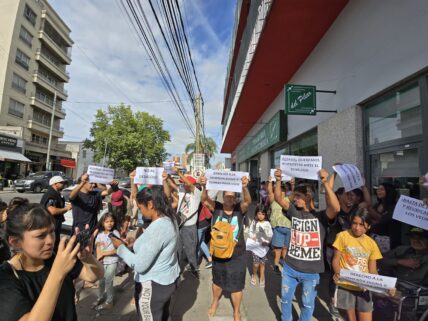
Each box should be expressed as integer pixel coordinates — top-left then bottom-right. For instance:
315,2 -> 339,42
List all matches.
250,275 -> 257,286
260,280 -> 265,288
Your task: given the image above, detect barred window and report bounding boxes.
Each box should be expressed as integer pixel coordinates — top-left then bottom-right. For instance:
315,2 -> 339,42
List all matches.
12,73 -> 27,94
15,48 -> 30,70
23,4 -> 37,26
8,99 -> 25,118
19,26 -> 33,47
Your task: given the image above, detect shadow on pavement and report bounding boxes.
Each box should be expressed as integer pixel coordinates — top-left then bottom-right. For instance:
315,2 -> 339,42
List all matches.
170,271 -> 201,321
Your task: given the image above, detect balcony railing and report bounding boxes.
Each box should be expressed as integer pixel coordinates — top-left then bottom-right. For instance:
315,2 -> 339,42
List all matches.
33,70 -> 68,97
40,30 -> 71,58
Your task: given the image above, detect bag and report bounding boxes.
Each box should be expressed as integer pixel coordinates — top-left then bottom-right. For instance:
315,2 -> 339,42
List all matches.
209,212 -> 236,259
176,194 -> 198,228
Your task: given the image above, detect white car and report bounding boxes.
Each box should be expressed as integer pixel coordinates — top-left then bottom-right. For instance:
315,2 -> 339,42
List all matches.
61,185 -> 109,233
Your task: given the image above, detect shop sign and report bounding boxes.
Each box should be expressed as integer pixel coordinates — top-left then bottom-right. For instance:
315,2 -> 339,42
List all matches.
0,134 -> 18,148
238,111 -> 286,162
285,84 -> 316,115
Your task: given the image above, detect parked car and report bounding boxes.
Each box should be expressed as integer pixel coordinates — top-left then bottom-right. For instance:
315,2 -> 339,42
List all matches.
14,171 -> 73,193
61,185 -> 109,234
118,177 -> 131,189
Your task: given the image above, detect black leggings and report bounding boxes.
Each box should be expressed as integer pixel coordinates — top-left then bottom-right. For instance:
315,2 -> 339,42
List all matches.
134,280 -> 177,321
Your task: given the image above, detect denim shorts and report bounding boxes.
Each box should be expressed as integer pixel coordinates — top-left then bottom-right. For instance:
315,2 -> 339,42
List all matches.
271,226 -> 291,248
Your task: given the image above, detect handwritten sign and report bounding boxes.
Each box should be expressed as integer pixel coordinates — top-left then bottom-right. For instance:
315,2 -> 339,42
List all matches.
340,269 -> 397,294
163,161 -> 175,175
134,167 -> 164,185
280,155 -> 322,180
246,238 -> 269,258
87,165 -> 114,184
393,195 -> 428,231
270,169 -> 292,181
332,164 -> 364,192
205,170 -> 249,193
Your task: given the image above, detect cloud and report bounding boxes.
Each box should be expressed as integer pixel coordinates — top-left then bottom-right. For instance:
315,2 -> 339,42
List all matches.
50,0 -> 235,162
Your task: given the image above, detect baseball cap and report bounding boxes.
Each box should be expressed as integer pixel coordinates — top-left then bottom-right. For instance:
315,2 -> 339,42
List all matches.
49,176 -> 65,185
179,176 -> 197,185
406,227 -> 428,238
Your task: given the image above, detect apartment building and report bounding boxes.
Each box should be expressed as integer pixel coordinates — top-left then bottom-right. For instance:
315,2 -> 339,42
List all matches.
0,0 -> 73,178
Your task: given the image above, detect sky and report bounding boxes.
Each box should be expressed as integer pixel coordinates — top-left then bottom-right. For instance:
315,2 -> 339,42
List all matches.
49,0 -> 236,163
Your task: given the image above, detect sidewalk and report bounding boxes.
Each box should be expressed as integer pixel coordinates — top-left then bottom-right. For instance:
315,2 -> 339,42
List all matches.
76,255 -> 335,321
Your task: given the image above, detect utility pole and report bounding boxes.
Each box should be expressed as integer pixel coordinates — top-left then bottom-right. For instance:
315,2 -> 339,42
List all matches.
46,91 -> 57,171
195,95 -> 201,153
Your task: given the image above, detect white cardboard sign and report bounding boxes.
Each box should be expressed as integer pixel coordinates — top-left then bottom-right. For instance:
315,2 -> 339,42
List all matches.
163,161 -> 175,175
393,195 -> 428,231
134,167 -> 164,185
246,238 -> 269,258
340,269 -> 397,294
270,169 -> 292,182
332,164 -> 364,192
280,155 -> 322,180
205,170 -> 249,193
87,165 -> 114,184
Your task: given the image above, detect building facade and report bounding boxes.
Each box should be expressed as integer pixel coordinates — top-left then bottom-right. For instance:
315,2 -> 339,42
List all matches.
222,0 -> 428,205
0,0 -> 73,175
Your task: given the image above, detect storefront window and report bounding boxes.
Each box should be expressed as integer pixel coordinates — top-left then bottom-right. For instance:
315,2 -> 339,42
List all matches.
366,83 -> 422,146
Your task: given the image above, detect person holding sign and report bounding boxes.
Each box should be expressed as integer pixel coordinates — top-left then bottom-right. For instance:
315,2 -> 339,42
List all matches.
273,168 -> 340,321
69,173 -> 119,233
200,175 -> 251,321
165,166 -> 201,278
332,209 -> 394,321
267,176 -> 292,274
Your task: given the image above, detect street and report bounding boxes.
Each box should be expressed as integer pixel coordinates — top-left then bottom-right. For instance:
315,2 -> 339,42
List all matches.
0,189 -> 336,321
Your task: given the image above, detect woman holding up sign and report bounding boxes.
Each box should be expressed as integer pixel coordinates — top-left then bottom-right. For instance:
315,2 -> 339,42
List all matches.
200,175 -> 251,321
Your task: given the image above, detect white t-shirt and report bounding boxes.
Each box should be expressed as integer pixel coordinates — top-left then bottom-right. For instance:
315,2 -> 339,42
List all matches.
177,187 -> 202,226
248,220 -> 273,244
95,230 -> 120,264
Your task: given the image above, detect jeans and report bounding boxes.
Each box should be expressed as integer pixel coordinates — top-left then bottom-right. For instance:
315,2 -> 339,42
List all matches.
281,264 -> 320,321
197,226 -> 211,260
98,263 -> 117,304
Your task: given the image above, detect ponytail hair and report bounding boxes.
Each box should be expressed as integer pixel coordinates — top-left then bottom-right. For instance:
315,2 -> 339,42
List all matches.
6,198 -> 54,241
136,186 -> 176,223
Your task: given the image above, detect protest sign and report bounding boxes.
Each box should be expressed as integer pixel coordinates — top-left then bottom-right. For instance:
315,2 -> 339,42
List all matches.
270,169 -> 292,182
393,195 -> 428,231
205,170 -> 249,193
87,165 -> 114,184
163,161 -> 175,175
245,238 -> 269,258
332,164 -> 364,192
340,269 -> 397,294
280,155 -> 322,180
134,167 -> 164,185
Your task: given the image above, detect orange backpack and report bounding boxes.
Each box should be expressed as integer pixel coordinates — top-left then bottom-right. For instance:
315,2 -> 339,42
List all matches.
209,212 -> 236,259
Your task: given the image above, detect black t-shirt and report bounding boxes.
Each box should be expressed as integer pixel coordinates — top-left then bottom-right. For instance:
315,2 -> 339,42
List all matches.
325,206 -> 358,246
0,236 -> 10,264
212,201 -> 245,257
71,190 -> 102,231
0,257 -> 82,321
40,186 -> 66,226
285,204 -> 330,274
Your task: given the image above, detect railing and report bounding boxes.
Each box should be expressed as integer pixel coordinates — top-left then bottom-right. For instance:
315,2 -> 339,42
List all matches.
33,70 -> 68,96
40,30 -> 71,58
36,48 -> 69,77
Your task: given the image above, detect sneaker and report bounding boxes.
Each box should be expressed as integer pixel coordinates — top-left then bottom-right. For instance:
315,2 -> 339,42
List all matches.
95,303 -> 113,311
205,261 -> 213,269
328,302 -> 341,318
190,269 -> 200,279
279,258 -> 285,266
91,298 -> 104,309
273,264 -> 281,274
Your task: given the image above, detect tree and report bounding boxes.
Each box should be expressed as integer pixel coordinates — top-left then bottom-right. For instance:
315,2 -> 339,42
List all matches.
84,104 -> 170,172
185,137 -> 217,168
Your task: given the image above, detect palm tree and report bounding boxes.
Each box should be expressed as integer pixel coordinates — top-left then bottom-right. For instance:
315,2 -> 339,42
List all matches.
185,137 -> 217,168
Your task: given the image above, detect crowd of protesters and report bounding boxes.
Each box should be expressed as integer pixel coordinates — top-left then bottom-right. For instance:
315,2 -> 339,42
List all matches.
0,166 -> 427,321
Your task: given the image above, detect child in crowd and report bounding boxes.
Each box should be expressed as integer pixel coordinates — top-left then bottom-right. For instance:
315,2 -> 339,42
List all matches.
93,213 -> 121,311
332,208 -> 395,321
248,205 -> 273,287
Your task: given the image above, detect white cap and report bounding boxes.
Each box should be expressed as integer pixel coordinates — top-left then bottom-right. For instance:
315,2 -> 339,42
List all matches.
50,176 -> 65,185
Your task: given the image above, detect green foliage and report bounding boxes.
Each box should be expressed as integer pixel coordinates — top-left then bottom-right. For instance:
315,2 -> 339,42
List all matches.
84,104 -> 170,172
185,137 -> 217,167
